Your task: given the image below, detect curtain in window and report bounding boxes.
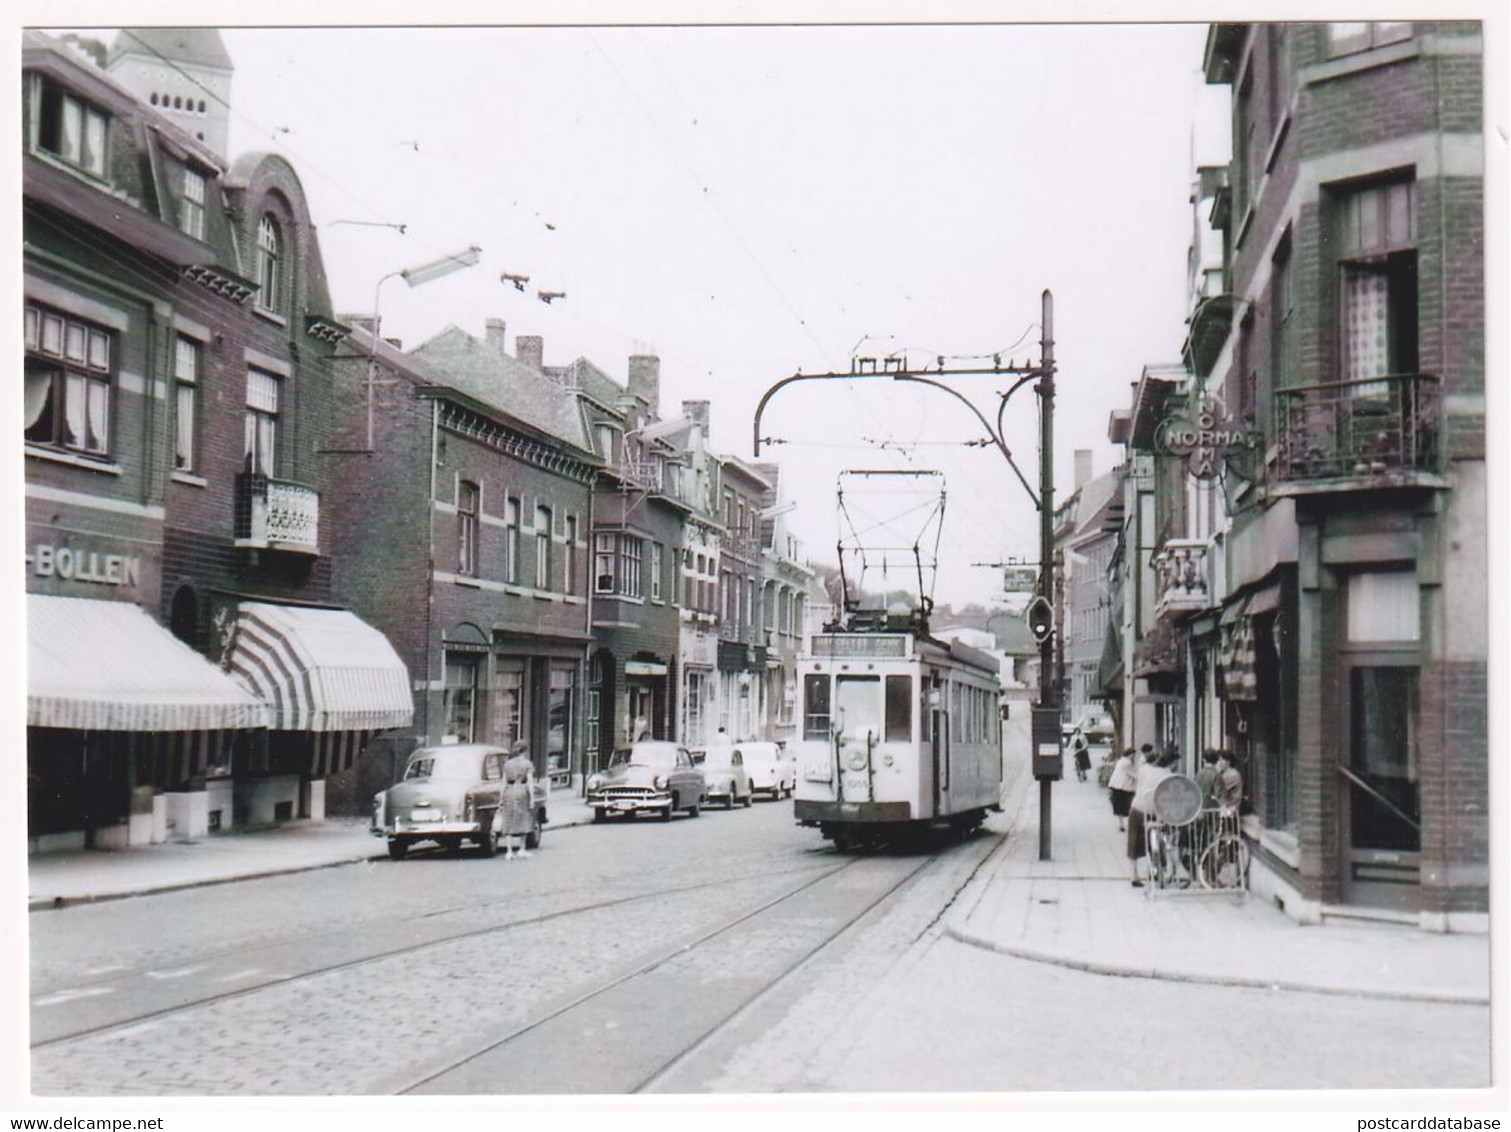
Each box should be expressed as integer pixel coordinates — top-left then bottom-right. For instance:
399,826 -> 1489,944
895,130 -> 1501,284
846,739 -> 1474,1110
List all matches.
1342,265 -> 1390,393
62,374 -> 86,449
24,368 -> 51,432
61,98 -> 82,163
176,385 -> 195,469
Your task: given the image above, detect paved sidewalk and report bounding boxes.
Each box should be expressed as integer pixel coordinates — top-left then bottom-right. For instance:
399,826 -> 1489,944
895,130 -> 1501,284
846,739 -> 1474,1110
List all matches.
946,761 -> 1490,1005
29,791 -> 598,910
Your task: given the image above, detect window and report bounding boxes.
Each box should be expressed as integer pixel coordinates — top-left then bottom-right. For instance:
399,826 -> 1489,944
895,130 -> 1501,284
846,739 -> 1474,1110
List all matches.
1336,179 -> 1418,388
885,675 -> 913,743
1268,233 -> 1293,423
490,664 -> 524,749
594,533 -> 644,597
443,653 -> 481,743
1266,24 -> 1292,134
1236,72 -> 1259,218
565,515 -> 578,595
803,674 -> 831,740
650,542 -> 663,601
1328,22 -> 1411,57
173,336 -> 199,471
620,536 -> 643,598
595,423 -> 617,464
181,168 -> 206,240
595,533 -> 616,594
458,481 -> 480,576
533,505 -> 552,589
244,369 -> 280,475
505,498 -> 521,584
37,82 -> 107,177
547,665 -> 576,785
256,214 -> 282,312
25,305 -> 112,457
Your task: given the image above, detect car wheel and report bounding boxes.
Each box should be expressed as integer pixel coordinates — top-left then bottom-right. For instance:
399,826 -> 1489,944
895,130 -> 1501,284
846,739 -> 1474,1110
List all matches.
661,795 -> 676,821
441,836 -> 462,855
386,839 -> 408,861
477,815 -> 498,858
688,798 -> 701,818
592,807 -> 606,823
724,790 -> 735,810
742,789 -> 753,808
525,811 -> 543,850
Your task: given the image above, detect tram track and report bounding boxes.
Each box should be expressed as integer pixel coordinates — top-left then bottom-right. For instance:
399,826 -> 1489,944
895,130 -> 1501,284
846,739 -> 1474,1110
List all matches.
30,854 -> 847,1049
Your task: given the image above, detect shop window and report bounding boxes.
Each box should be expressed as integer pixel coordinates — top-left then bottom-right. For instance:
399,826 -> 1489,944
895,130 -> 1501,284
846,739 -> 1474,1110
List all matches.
443,653 -> 481,743
25,305 -> 112,457
492,664 -> 524,749
1327,22 -> 1411,57
256,214 -> 283,313
181,168 -> 206,240
535,505 -> 552,589
174,336 -> 199,471
547,666 -> 576,785
244,368 -> 280,475
457,481 -> 479,576
36,81 -> 108,178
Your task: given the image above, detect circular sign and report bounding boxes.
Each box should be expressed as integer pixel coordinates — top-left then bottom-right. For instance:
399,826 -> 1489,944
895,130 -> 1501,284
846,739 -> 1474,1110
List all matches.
1153,393 -> 1259,482
1152,774 -> 1205,826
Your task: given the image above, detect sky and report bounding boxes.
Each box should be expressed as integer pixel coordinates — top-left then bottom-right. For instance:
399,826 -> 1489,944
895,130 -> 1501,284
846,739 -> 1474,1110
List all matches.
82,21 -> 1221,607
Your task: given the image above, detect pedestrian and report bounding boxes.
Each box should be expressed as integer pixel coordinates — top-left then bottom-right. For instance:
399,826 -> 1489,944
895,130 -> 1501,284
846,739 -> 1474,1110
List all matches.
497,740 -> 536,860
1215,751 -> 1243,812
1196,749 -> 1221,807
1128,748 -> 1174,887
1071,731 -> 1091,783
632,715 -> 651,742
1107,746 -> 1137,832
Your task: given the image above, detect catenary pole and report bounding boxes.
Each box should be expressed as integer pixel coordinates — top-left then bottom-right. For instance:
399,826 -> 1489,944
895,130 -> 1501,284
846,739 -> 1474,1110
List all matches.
1037,289 -> 1057,861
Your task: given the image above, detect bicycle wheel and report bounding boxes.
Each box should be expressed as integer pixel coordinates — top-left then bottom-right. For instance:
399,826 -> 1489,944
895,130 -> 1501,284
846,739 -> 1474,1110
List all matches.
1199,834 -> 1250,889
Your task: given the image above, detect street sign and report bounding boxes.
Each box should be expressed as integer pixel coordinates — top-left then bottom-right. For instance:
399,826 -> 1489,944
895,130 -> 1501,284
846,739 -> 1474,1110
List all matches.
1002,565 -> 1038,593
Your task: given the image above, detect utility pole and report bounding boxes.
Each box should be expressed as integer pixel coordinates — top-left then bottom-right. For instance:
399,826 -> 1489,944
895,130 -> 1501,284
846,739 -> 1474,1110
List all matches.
1034,290 -> 1059,861
751,287 -> 1064,859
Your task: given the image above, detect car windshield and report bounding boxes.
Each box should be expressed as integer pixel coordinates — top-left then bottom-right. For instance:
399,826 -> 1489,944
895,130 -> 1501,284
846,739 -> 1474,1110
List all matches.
612,745 -> 676,769
403,750 -> 483,781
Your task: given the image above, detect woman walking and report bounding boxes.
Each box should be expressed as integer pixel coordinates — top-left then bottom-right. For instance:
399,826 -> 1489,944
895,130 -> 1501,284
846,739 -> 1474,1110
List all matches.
498,740 -> 536,860
1107,746 -> 1137,832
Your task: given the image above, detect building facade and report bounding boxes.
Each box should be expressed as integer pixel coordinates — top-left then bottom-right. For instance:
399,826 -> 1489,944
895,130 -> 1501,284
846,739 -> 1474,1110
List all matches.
714,458 -> 772,741
755,462 -> 813,743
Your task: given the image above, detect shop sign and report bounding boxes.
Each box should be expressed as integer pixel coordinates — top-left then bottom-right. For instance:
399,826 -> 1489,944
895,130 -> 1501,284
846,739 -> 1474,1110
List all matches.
1153,393 -> 1259,482
29,542 -> 141,587
1001,565 -> 1038,594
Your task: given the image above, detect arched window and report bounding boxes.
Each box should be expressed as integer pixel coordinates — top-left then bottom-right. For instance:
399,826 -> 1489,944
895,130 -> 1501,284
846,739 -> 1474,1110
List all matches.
170,585 -> 198,646
198,100 -> 207,114
173,95 -> 182,110
150,92 -> 159,105
256,214 -> 282,312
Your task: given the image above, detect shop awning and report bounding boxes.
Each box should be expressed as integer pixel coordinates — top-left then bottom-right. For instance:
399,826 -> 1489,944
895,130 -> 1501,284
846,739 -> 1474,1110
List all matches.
1218,596 -> 1258,701
27,594 -> 269,732
225,603 -> 413,732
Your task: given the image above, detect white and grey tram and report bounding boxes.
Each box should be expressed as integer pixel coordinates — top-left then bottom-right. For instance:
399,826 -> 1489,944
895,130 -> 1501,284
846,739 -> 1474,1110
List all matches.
793,626 -> 1003,847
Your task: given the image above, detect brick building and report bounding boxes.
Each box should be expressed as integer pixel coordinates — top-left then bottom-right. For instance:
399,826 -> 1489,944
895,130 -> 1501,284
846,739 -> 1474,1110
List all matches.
320,321 -> 600,809
24,30 -> 411,849
715,458 -> 772,740
755,462 -> 813,742
1129,21 -> 1485,926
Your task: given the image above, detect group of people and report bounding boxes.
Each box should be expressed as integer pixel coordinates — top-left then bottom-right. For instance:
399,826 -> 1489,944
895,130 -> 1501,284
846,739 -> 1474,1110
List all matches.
1105,743 -> 1242,887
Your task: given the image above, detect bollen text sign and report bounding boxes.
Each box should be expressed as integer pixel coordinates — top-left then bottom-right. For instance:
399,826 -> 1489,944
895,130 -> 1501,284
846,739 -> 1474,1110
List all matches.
1153,392 -> 1259,482
29,542 -> 143,588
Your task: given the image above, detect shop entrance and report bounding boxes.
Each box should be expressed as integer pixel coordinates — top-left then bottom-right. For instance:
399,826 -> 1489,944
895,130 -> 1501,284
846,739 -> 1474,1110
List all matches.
1340,660 -> 1421,908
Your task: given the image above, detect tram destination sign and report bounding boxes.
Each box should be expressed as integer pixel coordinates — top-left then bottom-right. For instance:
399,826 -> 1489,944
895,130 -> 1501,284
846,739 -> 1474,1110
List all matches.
1152,392 -> 1259,482
809,634 -> 909,659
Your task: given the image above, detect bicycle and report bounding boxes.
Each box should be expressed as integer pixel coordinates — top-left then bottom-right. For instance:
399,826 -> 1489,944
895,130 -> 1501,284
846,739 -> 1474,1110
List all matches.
1198,824 -> 1250,890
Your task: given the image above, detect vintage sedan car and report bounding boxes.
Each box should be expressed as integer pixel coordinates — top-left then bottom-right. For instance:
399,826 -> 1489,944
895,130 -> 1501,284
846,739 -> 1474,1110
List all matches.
586,742 -> 706,821
735,741 -> 796,800
372,743 -> 547,860
699,746 -> 753,809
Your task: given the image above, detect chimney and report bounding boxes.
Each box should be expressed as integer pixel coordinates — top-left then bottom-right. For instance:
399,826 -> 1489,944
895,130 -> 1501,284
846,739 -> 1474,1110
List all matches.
1074,449 -> 1093,491
485,318 -> 507,356
682,399 -> 710,431
516,335 -> 544,371
628,355 -> 660,416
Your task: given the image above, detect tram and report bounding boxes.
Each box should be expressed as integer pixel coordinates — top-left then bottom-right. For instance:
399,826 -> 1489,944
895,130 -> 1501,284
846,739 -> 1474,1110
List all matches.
793,607 -> 1004,848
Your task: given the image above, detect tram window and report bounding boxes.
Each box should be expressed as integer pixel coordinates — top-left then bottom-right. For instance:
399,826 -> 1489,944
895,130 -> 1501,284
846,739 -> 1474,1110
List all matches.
803,674 -> 831,740
885,675 -> 912,742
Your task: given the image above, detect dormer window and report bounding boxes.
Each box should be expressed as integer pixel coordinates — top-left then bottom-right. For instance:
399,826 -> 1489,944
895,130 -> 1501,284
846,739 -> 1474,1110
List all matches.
181,168 -> 206,240
256,214 -> 282,312
37,81 -> 107,178
1327,22 -> 1411,57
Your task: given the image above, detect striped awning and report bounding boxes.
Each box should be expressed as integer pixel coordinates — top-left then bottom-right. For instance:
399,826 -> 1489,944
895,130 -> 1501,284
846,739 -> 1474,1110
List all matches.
27,594 -> 269,732
225,602 -> 413,732
1219,598 -> 1258,701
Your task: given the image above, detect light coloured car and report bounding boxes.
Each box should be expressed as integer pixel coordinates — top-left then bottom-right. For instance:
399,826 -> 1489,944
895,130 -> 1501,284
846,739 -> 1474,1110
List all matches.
700,746 -> 753,809
735,741 -> 796,800
586,742 -> 707,822
372,744 -> 546,861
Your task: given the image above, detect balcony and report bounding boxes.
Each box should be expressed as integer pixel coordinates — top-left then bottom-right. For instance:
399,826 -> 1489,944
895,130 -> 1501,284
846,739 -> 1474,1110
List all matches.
234,473 -> 320,554
620,460 -> 662,492
1152,539 -> 1209,619
1274,374 -> 1446,495
722,532 -> 759,560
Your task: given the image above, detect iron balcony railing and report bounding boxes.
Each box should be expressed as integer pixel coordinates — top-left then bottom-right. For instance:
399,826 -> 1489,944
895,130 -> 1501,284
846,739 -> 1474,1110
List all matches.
1274,373 -> 1442,484
1152,539 -> 1209,618
234,473 -> 320,554
620,460 -> 662,492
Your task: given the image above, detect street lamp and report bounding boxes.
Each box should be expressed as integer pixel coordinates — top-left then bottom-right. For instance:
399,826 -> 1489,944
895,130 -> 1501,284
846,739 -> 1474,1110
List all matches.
363,245 -> 482,449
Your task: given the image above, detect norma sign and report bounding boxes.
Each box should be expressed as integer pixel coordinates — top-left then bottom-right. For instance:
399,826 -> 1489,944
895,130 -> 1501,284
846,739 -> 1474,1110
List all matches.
1153,393 -> 1259,482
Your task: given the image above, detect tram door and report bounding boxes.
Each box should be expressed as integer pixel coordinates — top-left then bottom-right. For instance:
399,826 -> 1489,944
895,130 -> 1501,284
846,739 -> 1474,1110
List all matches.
834,675 -> 881,803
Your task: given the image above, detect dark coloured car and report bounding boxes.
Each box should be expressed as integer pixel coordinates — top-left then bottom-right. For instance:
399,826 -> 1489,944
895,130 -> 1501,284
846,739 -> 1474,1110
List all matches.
586,742 -> 706,821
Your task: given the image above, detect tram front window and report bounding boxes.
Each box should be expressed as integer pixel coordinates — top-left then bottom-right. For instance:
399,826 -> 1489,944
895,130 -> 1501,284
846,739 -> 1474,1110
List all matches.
803,674 -> 831,740
835,675 -> 882,742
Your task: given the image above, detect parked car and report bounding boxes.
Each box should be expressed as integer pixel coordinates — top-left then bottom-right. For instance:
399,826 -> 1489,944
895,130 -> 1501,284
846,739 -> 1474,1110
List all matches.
372,743 -> 546,861
586,742 -> 707,821
735,741 -> 795,799
1063,709 -> 1115,746
700,746 -> 753,809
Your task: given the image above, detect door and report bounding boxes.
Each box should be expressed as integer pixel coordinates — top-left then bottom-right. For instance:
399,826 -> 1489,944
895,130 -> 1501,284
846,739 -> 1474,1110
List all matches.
1340,663 -> 1421,907
834,675 -> 881,803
